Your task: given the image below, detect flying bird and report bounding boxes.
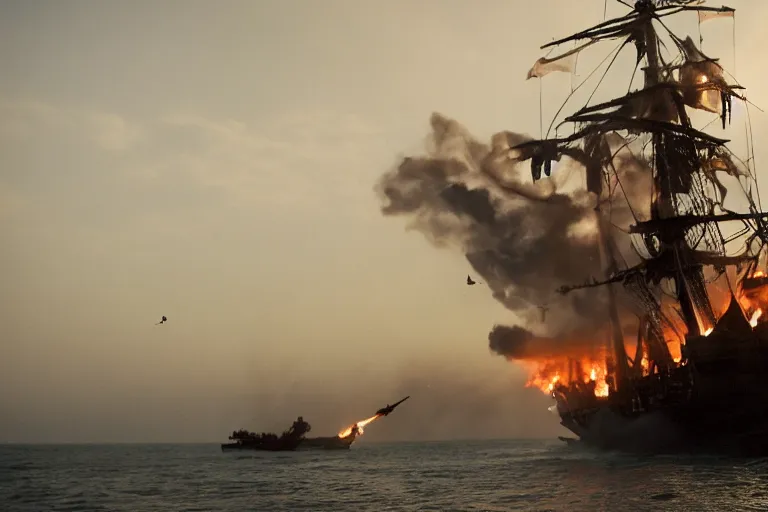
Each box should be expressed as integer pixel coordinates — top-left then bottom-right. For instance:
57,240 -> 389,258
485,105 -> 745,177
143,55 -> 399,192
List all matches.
156,316 -> 167,325
467,275 -> 484,285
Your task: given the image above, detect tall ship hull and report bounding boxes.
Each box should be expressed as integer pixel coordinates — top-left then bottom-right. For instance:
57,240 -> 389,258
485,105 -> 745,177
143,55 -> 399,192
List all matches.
548,292 -> 768,455
559,406 -> 768,457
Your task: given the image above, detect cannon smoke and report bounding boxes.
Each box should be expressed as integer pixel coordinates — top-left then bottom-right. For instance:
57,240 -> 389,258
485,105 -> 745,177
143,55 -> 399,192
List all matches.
376,113 -> 650,358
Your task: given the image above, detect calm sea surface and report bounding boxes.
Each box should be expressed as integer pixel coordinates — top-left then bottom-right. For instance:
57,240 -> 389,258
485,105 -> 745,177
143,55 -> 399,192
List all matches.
2,439 -> 768,511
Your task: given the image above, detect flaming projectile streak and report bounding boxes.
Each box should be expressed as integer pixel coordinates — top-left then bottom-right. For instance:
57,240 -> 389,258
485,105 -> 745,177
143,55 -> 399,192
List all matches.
337,396 -> 411,438
337,414 -> 381,438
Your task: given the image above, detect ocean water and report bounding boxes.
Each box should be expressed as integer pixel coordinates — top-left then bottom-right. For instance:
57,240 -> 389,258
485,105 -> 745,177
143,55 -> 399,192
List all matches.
2,439 -> 768,511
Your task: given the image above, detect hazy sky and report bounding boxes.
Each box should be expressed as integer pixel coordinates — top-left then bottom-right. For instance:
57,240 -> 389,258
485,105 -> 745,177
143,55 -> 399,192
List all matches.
2,0 -> 766,443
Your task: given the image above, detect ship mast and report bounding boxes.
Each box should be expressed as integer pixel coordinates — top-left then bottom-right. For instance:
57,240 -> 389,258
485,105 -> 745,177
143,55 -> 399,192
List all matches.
641,2 -> 706,338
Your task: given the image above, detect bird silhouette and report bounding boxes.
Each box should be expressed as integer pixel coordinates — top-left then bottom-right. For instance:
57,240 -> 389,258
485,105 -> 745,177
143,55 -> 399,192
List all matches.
156,316 -> 167,325
466,275 -> 483,285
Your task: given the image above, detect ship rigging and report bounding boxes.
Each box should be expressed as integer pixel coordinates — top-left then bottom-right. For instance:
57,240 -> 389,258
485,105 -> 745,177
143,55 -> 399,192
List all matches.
517,0 -> 768,454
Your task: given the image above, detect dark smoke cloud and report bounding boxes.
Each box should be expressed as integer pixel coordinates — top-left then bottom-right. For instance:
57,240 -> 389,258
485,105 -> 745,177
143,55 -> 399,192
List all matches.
376,113 -> 650,356
488,324 -> 609,360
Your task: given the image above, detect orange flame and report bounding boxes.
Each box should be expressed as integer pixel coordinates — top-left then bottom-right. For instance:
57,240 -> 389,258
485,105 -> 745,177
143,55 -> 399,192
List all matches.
678,269 -> 768,337
523,358 -> 609,398
337,414 -> 381,438
516,269 -> 768,403
737,270 -> 768,331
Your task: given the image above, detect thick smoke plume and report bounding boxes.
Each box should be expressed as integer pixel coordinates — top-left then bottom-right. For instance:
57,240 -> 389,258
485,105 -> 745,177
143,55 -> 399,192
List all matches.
376,113 -> 651,359
488,324 -> 603,360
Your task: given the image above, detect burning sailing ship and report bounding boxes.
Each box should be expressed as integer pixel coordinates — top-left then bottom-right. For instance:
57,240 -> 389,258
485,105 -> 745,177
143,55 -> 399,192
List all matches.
377,0 -> 767,456
512,0 -> 768,455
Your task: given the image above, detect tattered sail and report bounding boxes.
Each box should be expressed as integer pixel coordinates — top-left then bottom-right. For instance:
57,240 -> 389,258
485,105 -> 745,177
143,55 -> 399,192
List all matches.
526,40 -> 595,79
698,8 -> 734,23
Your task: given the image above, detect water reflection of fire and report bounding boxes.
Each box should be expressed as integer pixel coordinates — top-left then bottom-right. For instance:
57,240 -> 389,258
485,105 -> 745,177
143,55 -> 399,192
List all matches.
337,414 -> 381,438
